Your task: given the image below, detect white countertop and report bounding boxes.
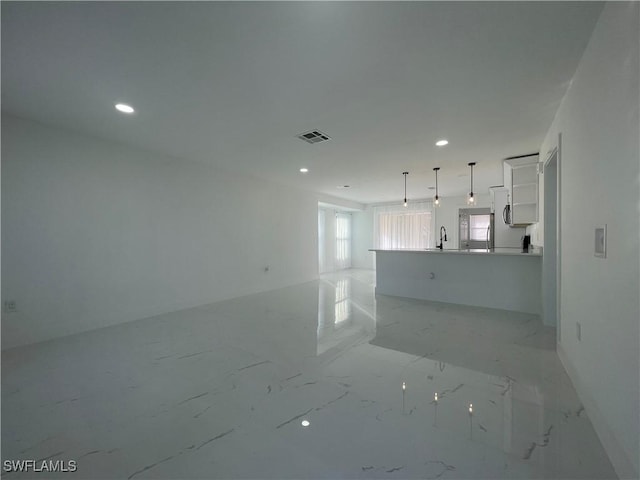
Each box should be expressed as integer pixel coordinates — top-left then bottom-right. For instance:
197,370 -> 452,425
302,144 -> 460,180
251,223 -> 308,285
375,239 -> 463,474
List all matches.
370,247 -> 542,257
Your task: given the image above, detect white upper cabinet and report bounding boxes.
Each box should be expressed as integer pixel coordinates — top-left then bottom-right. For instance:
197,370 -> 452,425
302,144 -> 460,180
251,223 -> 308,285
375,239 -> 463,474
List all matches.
504,154 -> 539,226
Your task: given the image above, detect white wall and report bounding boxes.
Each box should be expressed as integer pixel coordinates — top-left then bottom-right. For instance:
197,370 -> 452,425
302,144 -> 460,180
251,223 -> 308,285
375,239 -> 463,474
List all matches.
432,194 -> 491,250
1,115 -> 319,349
351,207 -> 374,270
536,3 -> 639,477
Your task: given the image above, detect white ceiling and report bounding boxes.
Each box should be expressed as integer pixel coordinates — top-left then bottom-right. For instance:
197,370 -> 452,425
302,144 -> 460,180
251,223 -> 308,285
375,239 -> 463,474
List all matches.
1,1 -> 603,205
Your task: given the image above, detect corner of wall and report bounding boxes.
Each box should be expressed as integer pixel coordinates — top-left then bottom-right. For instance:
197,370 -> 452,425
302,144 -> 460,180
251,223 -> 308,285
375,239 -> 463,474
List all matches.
557,343 -> 639,479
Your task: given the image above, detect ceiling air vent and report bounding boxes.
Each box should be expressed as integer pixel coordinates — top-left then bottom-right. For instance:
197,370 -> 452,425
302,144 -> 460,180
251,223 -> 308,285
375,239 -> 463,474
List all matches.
297,130 -> 331,144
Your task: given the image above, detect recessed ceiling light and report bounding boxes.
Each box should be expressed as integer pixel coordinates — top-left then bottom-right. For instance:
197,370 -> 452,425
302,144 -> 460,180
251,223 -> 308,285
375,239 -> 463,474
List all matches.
301,420 -> 310,427
337,185 -> 351,189
300,168 -> 309,173
435,139 -> 449,147
115,103 -> 135,114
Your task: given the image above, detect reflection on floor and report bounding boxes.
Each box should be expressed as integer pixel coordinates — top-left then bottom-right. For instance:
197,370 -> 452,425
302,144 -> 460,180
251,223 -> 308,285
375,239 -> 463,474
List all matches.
2,269 -> 617,479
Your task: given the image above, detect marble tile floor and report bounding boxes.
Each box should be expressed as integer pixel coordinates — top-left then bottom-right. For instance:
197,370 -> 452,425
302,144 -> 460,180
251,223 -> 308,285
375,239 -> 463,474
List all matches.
1,269 -> 617,479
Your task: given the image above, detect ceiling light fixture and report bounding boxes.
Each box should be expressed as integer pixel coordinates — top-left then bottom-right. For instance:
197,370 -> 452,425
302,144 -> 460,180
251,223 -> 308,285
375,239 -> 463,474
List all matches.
436,139 -> 449,147
467,162 -> 476,205
115,103 -> 135,114
402,171 -> 409,207
301,420 -> 310,427
433,167 -> 441,207
300,168 -> 309,173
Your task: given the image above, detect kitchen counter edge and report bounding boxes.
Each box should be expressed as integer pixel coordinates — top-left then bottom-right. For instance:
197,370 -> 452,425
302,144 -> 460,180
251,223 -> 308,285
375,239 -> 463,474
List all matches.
369,248 -> 542,257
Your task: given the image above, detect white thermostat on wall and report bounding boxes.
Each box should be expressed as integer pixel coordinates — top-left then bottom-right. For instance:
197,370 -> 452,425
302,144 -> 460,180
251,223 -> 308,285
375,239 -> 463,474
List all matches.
594,225 -> 607,258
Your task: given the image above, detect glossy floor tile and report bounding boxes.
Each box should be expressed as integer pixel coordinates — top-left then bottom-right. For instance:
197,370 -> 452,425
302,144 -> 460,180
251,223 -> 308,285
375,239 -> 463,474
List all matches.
2,270 -> 617,479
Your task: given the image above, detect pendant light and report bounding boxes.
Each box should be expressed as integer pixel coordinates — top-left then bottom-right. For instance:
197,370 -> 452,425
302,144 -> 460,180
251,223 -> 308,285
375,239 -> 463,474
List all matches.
467,162 -> 476,205
433,167 -> 441,206
402,171 -> 409,207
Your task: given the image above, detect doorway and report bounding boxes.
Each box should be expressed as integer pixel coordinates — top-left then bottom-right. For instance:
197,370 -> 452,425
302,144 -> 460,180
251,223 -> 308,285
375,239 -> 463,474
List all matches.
543,146 -> 560,336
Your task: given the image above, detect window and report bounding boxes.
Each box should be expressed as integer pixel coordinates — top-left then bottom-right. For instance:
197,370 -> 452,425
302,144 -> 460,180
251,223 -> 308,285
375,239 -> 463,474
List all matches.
469,214 -> 491,241
459,208 -> 493,249
318,208 -> 352,273
374,202 -> 433,249
335,213 -> 351,270
318,209 -> 325,272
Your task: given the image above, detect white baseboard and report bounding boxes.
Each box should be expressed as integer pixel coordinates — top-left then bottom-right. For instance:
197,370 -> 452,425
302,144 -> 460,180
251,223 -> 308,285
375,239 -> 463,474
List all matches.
557,343 -> 638,479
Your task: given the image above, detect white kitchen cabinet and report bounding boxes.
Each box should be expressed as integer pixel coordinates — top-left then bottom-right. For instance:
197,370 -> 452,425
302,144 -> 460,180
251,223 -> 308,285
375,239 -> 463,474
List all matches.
504,154 -> 539,226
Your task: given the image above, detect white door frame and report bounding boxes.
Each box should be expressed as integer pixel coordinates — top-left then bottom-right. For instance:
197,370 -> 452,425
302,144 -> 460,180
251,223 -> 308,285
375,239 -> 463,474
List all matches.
544,133 -> 562,342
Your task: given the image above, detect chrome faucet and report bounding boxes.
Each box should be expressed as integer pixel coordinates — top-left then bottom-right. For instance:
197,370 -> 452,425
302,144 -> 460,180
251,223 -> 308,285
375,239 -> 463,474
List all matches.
437,226 -> 448,250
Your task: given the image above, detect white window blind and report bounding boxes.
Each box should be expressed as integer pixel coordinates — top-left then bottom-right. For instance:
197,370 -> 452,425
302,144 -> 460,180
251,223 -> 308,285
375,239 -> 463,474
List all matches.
335,213 -> 352,269
374,202 -> 433,249
318,209 -> 326,272
469,214 -> 491,241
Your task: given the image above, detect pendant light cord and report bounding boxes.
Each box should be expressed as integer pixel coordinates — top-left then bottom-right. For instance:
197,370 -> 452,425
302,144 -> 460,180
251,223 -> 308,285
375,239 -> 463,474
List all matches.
403,171 -> 409,205
468,162 -> 476,197
433,167 -> 440,205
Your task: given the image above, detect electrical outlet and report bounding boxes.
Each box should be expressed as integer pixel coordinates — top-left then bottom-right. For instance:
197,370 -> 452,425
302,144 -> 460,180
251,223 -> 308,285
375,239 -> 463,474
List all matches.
4,300 -> 17,313
576,322 -> 581,342
595,225 -> 607,258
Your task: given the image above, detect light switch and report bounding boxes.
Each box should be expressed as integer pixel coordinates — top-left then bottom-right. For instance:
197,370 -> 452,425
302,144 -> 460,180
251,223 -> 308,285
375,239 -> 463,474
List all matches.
594,225 -> 606,258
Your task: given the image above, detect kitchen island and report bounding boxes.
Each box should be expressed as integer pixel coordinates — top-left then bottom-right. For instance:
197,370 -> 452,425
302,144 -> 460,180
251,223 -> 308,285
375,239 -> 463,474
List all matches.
371,248 -> 541,314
